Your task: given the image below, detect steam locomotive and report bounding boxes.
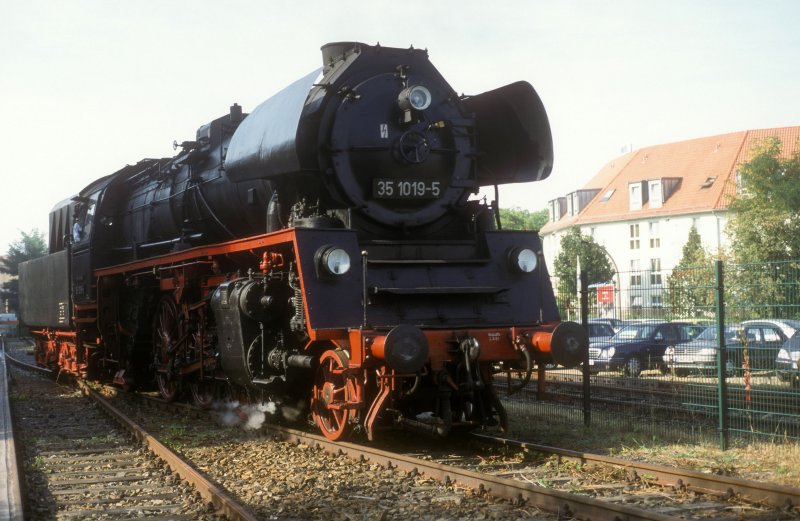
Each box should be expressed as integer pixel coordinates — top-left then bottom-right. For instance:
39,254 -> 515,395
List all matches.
19,42 -> 587,440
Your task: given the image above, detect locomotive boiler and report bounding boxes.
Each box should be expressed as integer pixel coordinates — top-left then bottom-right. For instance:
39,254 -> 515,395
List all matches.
19,42 -> 587,440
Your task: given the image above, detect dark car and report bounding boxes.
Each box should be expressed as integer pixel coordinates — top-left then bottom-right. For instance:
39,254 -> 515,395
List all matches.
587,321 -> 615,342
590,317 -> 626,333
588,321 -> 699,376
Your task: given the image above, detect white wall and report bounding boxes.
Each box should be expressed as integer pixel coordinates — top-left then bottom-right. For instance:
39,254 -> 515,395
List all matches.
541,211 -> 730,308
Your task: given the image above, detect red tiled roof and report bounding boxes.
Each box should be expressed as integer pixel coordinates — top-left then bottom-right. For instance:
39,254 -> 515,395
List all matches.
718,126 -> 800,208
541,126 -> 800,233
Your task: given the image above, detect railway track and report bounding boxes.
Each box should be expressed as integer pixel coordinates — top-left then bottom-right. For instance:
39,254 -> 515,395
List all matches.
6,352 -> 257,521
469,433 -> 800,519
8,340 -> 800,520
264,426 -> 800,520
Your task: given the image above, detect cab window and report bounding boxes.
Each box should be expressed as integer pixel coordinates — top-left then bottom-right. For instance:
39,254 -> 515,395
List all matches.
73,194 -> 98,243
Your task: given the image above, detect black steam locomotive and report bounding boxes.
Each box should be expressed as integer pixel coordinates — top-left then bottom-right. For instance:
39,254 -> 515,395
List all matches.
20,42 -> 587,440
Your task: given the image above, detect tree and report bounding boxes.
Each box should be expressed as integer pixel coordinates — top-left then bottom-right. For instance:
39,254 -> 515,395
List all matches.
726,137 -> 800,318
500,207 -> 548,231
1,229 -> 47,313
553,227 -> 614,301
727,136 -> 800,262
665,226 -> 714,317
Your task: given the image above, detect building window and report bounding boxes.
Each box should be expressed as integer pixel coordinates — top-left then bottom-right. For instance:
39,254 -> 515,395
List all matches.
650,258 -> 662,285
629,183 -> 642,210
649,222 -> 660,248
629,223 -> 640,249
601,188 -> 615,202
651,294 -> 663,307
548,200 -> 558,222
566,195 -> 574,216
630,295 -> 643,308
630,259 -> 642,286
649,180 -> 663,208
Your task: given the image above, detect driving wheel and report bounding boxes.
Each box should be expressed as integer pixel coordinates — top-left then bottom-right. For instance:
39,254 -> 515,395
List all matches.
153,296 -> 183,401
311,349 -> 356,440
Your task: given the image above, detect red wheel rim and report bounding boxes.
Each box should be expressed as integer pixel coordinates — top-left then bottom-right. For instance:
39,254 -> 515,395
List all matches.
311,350 -> 355,440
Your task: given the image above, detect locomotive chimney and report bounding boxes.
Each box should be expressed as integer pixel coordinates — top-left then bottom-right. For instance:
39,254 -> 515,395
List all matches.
229,103 -> 243,123
321,42 -> 361,69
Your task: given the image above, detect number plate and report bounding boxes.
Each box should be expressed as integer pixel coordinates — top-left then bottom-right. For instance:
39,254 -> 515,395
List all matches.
373,179 -> 441,199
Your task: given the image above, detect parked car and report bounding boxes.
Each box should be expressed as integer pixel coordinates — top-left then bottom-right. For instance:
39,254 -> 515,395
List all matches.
736,319 -> 800,371
587,321 -> 615,342
663,325 -> 742,376
588,321 -> 700,376
589,317 -> 626,333
776,330 -> 800,385
664,319 -> 800,377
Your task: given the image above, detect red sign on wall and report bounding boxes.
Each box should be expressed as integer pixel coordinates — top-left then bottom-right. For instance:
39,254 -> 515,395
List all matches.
596,284 -> 614,304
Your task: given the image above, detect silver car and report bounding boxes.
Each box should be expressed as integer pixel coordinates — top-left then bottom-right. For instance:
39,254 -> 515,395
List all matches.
663,325 -> 741,376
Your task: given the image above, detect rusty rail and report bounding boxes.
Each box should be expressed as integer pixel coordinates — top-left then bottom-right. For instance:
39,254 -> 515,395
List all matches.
473,432 -> 800,510
263,423 -> 677,521
5,347 -> 260,521
74,379 -> 261,521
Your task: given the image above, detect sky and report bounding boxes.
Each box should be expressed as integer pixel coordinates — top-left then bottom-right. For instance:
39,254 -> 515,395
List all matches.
1,0 -> 798,254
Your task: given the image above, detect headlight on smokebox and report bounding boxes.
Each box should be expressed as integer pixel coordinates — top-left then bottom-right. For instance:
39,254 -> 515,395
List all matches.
509,247 -> 538,274
398,85 -> 432,111
316,246 -> 351,277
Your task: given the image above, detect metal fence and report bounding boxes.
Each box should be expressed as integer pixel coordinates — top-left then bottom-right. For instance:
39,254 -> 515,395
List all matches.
495,259 -> 800,449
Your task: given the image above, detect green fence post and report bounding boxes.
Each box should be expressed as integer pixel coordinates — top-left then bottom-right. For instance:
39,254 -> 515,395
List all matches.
715,260 -> 729,450
580,269 -> 590,427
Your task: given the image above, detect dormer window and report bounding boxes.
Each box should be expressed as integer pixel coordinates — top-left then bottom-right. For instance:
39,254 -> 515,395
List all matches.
648,180 -> 663,208
548,197 -> 568,222
628,177 -> 680,209
563,189 -> 601,216
629,182 -> 643,210
548,199 -> 559,222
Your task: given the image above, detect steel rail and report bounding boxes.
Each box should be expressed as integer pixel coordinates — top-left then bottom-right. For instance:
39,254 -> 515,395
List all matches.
472,432 -> 800,510
263,424 -> 676,521
0,339 -> 24,521
74,379 -> 262,521
5,350 -> 260,521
